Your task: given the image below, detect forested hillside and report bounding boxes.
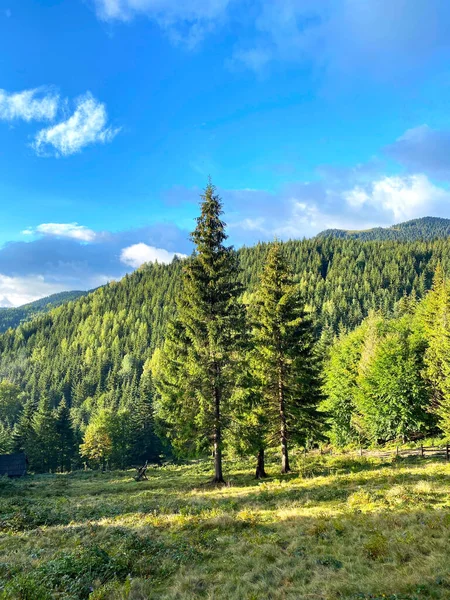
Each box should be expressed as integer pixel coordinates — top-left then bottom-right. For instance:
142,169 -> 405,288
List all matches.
3,228 -> 450,471
0,290 -> 86,333
318,216 -> 450,241
323,267 -> 450,447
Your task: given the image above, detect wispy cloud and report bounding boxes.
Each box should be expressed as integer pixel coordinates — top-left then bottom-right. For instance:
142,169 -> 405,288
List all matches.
92,0 -> 231,48
385,125 -> 450,180
0,87 -> 59,122
230,0 -> 450,78
32,93 -> 120,157
0,88 -> 119,156
120,243 -> 186,267
22,222 -> 98,242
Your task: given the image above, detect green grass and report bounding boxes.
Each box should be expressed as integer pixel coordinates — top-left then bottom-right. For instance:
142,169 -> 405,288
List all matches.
1,454 -> 450,599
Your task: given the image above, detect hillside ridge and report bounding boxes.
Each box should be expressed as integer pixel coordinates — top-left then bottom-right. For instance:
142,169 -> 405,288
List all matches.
0,290 -> 87,333
317,216 -> 450,241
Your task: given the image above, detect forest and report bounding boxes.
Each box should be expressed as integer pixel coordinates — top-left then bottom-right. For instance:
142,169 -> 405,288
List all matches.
318,216 -> 450,241
2,188 -> 450,477
0,291 -> 86,333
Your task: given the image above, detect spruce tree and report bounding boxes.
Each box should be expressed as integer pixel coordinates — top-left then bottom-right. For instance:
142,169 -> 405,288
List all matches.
55,398 -> 75,472
250,242 -> 322,473
12,397 -> 36,456
0,421 -> 12,454
130,366 -> 161,465
154,181 -> 245,482
32,394 -> 58,472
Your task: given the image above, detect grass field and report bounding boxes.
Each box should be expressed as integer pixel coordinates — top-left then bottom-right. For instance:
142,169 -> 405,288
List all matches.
1,453 -> 450,600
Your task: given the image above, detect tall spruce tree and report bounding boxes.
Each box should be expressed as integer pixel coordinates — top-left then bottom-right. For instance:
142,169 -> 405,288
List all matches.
32,394 -> 58,472
154,181 -> 245,482
250,242 -> 322,473
55,398 -> 75,472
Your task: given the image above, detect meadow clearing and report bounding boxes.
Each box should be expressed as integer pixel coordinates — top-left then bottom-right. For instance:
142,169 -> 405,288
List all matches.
0,453 -> 449,600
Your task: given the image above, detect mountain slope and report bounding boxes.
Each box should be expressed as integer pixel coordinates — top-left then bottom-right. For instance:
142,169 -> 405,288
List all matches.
0,290 -> 87,333
317,217 -> 450,241
1,236 -> 450,419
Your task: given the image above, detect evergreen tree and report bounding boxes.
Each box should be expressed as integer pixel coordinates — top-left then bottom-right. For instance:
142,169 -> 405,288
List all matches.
0,421 -> 12,454
420,265 -> 450,436
322,325 -> 365,447
154,181 -> 246,482
55,398 -> 75,472
130,364 -> 161,464
32,394 -> 58,472
355,319 -> 430,443
250,242 -> 323,473
12,397 -> 36,456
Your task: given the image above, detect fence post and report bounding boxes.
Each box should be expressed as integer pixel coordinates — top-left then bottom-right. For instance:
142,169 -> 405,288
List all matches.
421,445 -> 424,457
360,446 -> 363,457
446,444 -> 449,461
396,446 -> 399,457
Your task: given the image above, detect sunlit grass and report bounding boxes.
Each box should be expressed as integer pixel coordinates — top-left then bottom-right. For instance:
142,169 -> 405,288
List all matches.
1,454 -> 450,599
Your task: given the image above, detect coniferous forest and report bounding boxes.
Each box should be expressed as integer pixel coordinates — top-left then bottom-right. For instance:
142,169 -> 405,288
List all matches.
2,185 -> 450,475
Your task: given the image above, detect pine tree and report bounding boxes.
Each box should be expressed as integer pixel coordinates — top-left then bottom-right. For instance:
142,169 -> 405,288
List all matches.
250,242 -> 322,473
55,398 -> 75,472
130,365 -> 161,464
0,421 -> 12,454
12,397 -> 36,455
154,181 -> 246,482
32,394 -> 58,472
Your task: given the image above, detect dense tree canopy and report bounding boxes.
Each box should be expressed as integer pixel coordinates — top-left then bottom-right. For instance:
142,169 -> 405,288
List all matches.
2,209 -> 450,470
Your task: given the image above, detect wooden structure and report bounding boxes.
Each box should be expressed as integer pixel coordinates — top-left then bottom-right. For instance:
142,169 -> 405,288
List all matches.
134,461 -> 148,481
0,452 -> 27,477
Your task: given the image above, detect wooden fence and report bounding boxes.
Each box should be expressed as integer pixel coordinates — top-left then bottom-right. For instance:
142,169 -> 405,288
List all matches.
317,443 -> 450,460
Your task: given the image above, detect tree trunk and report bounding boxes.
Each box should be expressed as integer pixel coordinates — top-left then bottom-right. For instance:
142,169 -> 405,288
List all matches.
281,420 -> 290,473
255,447 -> 267,479
213,378 -> 225,484
279,363 -> 290,474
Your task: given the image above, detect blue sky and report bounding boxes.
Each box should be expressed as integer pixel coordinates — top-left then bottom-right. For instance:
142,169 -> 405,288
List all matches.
1,0 -> 450,305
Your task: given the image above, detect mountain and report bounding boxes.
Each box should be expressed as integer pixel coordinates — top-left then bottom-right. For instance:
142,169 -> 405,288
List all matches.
1,235 -> 450,417
317,217 -> 450,241
0,290 -> 87,333
1,216 -> 445,335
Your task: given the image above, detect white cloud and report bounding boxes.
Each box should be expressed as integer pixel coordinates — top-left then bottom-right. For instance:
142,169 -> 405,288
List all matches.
342,175 -> 449,223
33,93 -> 120,157
120,243 -> 186,267
0,274 -> 72,307
93,0 -> 231,47
224,172 -> 450,243
0,88 -> 59,122
23,222 -> 98,242
94,0 -> 230,22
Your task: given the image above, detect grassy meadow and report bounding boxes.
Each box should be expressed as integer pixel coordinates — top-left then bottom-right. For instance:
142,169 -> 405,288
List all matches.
1,454 -> 450,600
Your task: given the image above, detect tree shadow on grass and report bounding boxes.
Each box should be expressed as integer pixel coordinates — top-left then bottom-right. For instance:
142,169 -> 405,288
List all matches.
2,506 -> 450,600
